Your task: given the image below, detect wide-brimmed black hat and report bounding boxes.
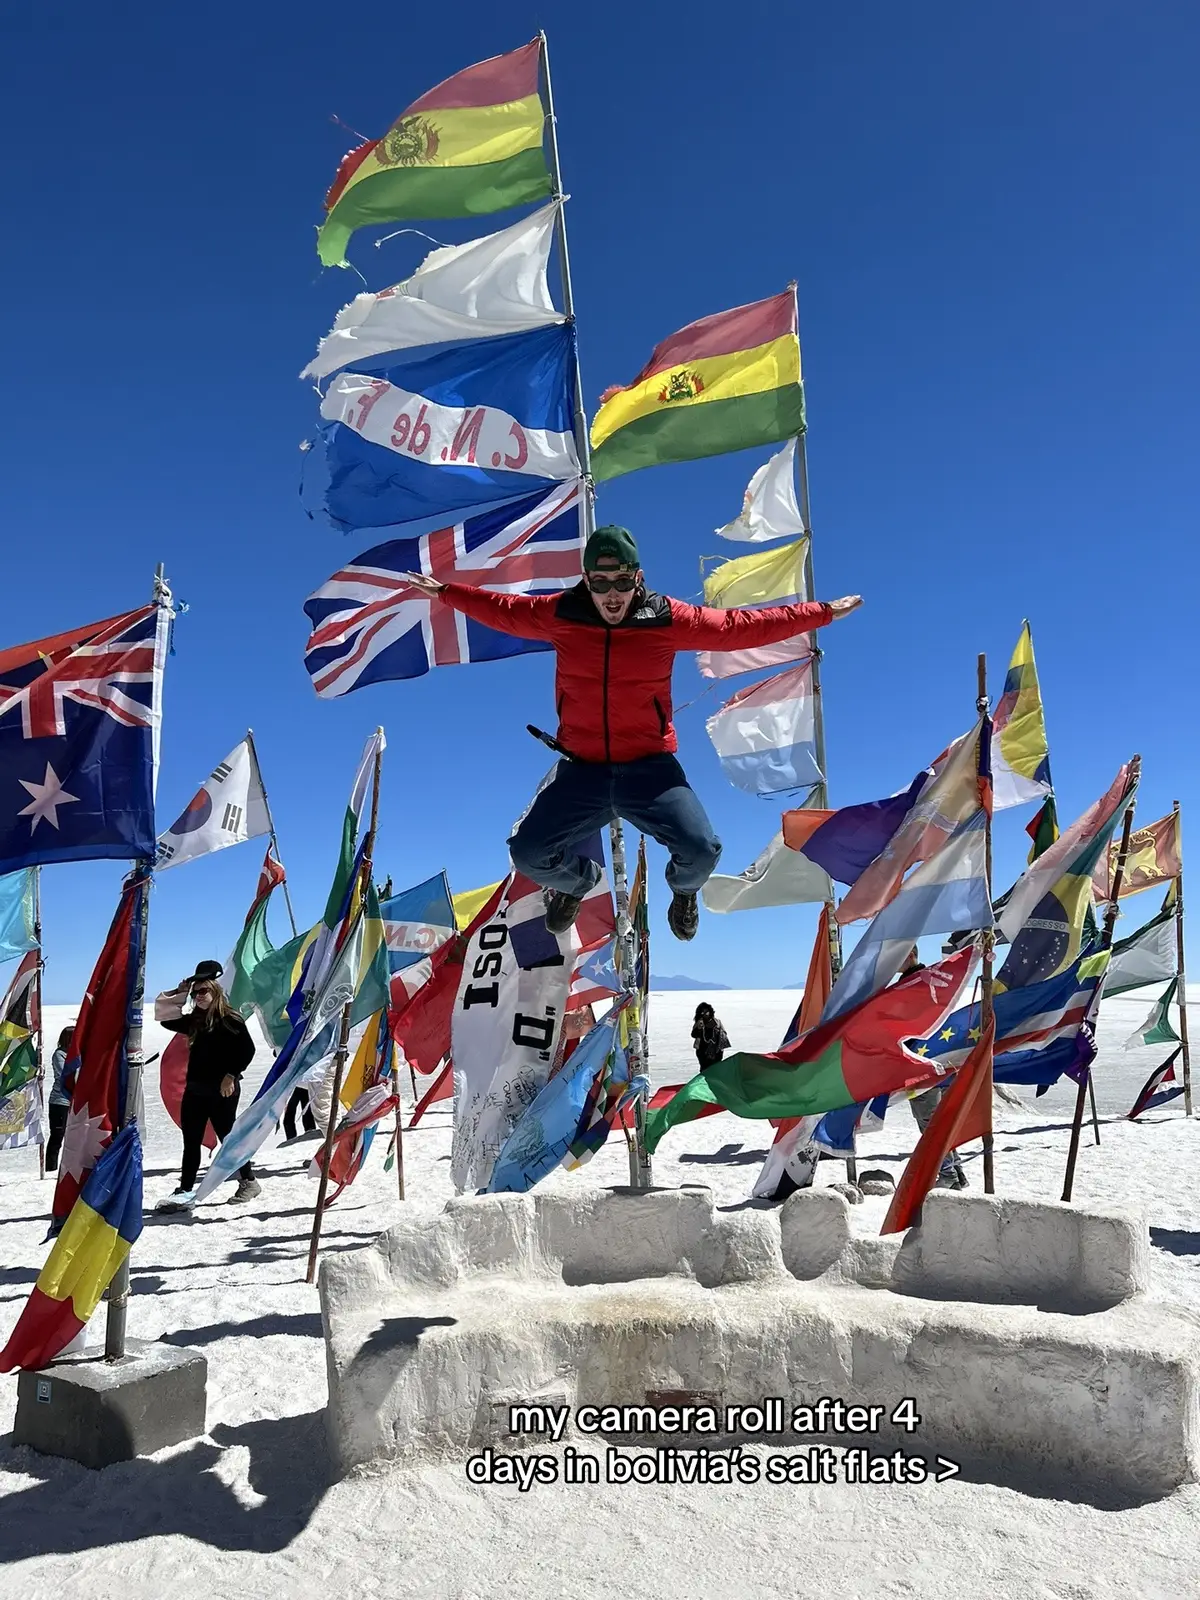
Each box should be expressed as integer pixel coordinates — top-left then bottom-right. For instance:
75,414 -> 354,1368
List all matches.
184,960 -> 224,986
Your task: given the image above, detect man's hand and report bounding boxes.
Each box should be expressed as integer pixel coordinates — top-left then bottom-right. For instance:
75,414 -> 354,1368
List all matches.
827,595 -> 863,619
220,1074 -> 237,1099
401,572 -> 444,600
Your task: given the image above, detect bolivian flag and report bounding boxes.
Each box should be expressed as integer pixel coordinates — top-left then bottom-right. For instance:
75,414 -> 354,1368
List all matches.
318,40 -> 552,267
590,290 -> 804,482
0,1124 -> 142,1372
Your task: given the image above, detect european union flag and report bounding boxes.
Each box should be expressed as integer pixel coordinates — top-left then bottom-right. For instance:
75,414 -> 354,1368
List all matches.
0,604 -> 167,873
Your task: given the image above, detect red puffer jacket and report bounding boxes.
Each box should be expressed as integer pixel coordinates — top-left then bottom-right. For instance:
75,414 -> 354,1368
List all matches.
439,581 -> 833,764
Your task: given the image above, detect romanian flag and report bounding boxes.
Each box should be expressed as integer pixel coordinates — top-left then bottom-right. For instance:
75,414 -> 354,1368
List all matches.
590,291 -> 804,482
317,41 -> 552,268
645,946 -> 976,1153
0,1124 -> 143,1372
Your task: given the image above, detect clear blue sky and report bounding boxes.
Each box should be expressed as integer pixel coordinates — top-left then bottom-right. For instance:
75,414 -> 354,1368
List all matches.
3,1 -> 1196,1001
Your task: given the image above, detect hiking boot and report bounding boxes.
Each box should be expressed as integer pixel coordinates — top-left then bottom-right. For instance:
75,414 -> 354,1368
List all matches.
544,890 -> 583,935
667,891 -> 699,942
228,1176 -> 262,1204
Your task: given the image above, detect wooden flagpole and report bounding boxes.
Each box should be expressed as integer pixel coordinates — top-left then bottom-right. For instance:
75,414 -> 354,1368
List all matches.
1062,760 -> 1139,1202
977,655 -> 996,1194
245,728 -> 299,938
540,30 -> 651,1189
306,731 -> 384,1285
792,284 -> 850,1181
34,867 -> 45,1180
1173,800 -> 1191,1116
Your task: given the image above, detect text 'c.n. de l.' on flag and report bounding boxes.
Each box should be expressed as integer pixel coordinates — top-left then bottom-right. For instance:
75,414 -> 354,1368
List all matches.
316,324 -> 580,532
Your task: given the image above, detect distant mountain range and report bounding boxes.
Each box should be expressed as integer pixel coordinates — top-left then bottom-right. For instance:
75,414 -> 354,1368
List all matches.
650,974 -> 732,991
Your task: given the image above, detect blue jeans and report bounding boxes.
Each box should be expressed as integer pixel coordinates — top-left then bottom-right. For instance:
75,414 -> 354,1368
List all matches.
509,754 -> 722,899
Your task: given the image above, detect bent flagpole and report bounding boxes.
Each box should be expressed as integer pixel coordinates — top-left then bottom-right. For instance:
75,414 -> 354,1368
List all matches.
540,30 -> 651,1186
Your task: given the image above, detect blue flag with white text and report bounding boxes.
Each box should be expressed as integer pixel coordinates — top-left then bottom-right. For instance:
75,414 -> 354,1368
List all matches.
317,324 -> 580,531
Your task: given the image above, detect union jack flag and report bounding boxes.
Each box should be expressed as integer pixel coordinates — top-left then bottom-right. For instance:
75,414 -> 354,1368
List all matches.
303,480 -> 582,698
0,603 -> 169,873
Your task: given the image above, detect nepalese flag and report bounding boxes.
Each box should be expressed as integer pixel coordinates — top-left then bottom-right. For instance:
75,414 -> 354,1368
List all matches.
0,1123 -> 143,1372
1128,1050 -> 1185,1120
52,872 -> 147,1229
0,605 -> 169,874
303,481 -> 583,697
316,323 -> 580,532
706,659 -> 820,797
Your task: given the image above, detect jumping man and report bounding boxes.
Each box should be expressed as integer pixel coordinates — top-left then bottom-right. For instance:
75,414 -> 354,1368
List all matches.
405,525 -> 861,940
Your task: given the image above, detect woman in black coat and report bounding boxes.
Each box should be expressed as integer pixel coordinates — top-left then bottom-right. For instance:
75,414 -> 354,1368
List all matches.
691,1002 -> 730,1071
155,960 -> 259,1205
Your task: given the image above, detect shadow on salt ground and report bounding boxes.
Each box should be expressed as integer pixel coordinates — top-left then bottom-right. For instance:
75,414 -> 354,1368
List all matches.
161,1311 -> 324,1345
678,1144 -> 770,1167
0,1268 -> 39,1288
0,1409 -> 332,1560
1150,1228 -> 1200,1257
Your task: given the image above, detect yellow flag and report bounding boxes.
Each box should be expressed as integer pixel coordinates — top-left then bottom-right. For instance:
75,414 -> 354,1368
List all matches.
453,881 -> 503,930
702,536 -> 809,608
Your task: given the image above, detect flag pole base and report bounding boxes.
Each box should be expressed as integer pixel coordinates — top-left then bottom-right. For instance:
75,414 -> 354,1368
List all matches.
12,1338 -> 207,1471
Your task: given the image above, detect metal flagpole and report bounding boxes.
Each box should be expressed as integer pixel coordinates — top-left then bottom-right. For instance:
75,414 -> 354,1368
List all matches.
977,655 -> 996,1194
539,31 -> 651,1188
1173,800 -> 1192,1116
1062,758 -> 1139,1202
306,730 -> 384,1284
106,563 -> 171,1360
34,867 -> 45,1181
245,728 -> 299,938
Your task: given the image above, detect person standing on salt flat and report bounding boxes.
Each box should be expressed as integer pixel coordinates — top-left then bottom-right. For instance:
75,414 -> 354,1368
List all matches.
405,526 -> 861,941
155,961 -> 261,1208
692,1002 -> 730,1070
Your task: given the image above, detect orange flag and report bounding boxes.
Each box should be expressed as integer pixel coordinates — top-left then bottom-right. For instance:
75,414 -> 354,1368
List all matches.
881,1015 -> 995,1235
770,903 -> 835,1142
1093,811 -> 1181,901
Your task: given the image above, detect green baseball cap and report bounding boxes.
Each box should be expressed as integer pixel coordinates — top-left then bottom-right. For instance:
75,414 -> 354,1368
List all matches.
583,524 -> 640,571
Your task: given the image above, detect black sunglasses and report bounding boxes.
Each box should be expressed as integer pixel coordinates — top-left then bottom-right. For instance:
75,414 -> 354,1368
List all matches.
586,572 -> 638,594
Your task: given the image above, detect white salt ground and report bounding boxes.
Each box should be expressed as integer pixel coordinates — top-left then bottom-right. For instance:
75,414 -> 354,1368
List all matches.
2,991 -> 1200,1599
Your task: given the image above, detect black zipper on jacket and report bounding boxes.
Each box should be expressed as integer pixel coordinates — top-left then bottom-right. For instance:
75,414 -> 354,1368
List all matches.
602,628 -> 612,761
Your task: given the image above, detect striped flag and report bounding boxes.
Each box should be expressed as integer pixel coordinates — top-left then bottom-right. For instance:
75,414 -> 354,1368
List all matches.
1128,1051 -> 1185,1119
1,1124 -> 142,1371
695,538 -> 813,680
991,622 -> 1053,810
303,482 -> 582,698
706,660 -> 820,797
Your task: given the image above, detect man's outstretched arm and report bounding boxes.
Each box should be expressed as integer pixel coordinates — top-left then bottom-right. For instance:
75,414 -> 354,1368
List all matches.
668,594 -> 862,650
403,573 -> 561,642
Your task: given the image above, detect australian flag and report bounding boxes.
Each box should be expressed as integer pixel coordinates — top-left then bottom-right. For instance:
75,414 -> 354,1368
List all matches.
303,480 -> 583,697
0,604 -> 167,873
